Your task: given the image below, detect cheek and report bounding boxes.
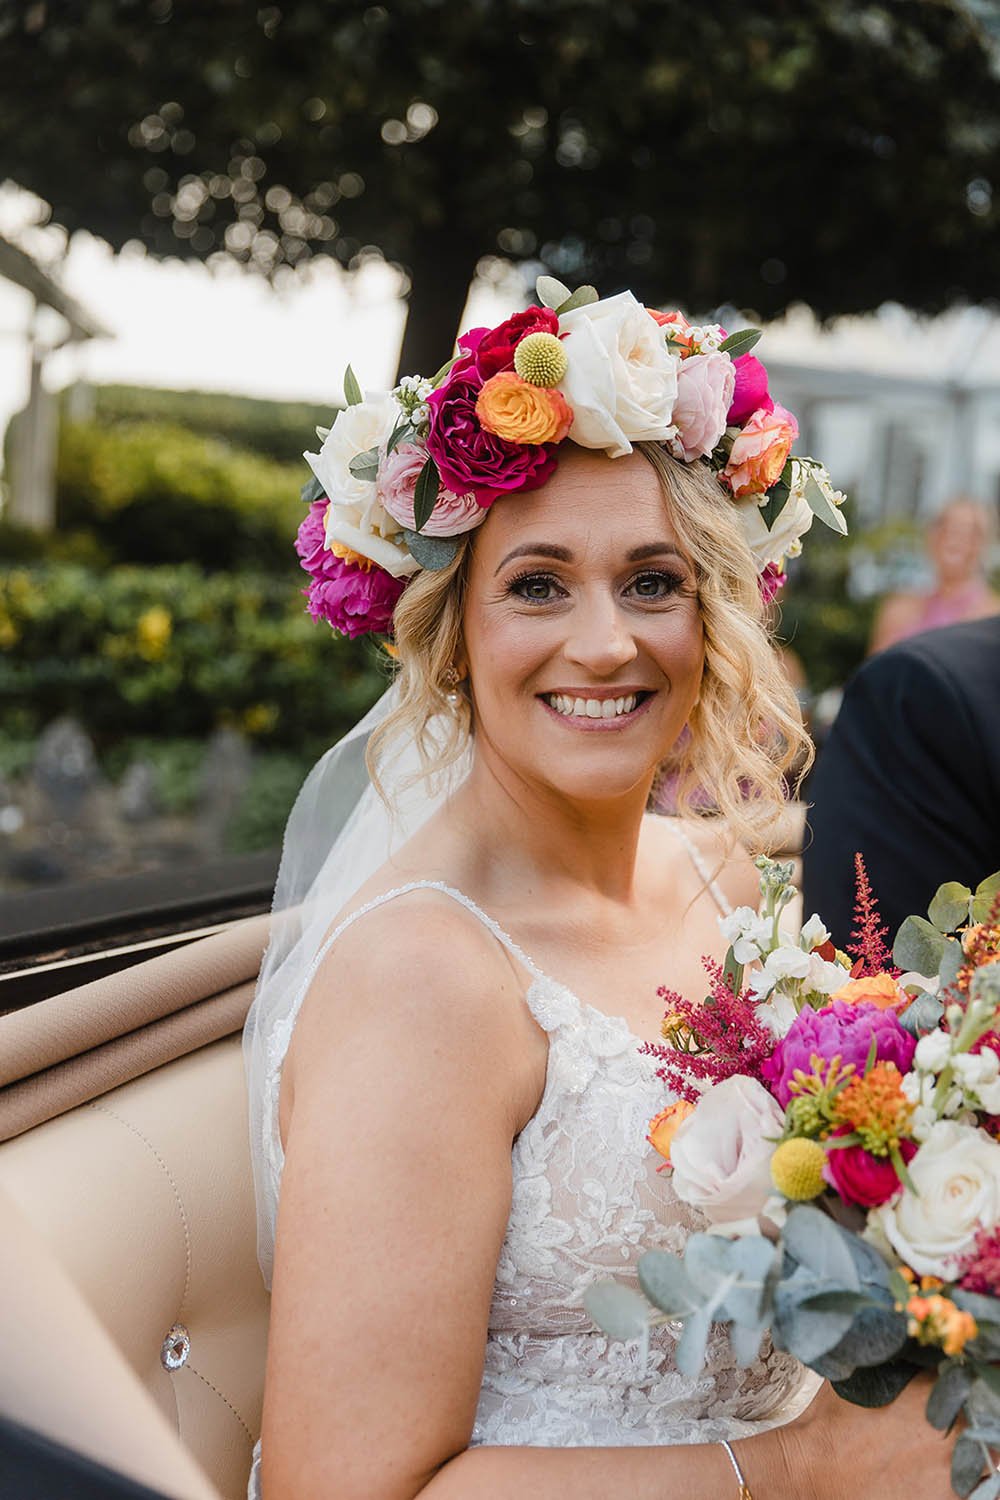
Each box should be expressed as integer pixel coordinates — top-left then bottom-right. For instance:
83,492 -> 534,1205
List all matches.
463,602 -> 555,701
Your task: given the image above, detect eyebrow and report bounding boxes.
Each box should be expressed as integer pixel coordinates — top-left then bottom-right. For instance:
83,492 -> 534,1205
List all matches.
494,541 -> 688,575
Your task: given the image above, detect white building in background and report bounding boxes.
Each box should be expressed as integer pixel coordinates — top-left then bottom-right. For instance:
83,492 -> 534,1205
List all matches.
755,302 -> 1000,524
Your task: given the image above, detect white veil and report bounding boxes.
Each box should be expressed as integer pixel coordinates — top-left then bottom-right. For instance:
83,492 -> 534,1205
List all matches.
243,680 -> 469,1284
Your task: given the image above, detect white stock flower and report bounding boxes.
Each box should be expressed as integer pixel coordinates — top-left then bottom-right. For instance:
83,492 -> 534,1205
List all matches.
669,1075 -> 785,1227
870,1120 -> 1000,1277
558,291 -> 679,458
914,1030 -> 952,1074
763,945 -> 812,982
800,914 -> 831,950
806,953 -> 850,996
954,1051 -> 1000,1090
718,906 -> 771,964
754,992 -> 801,1039
733,489 -> 814,572
305,396 -> 419,578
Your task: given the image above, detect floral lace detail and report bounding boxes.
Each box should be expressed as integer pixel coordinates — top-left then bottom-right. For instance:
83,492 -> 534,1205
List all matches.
472,969 -> 817,1447
247,881 -> 818,1496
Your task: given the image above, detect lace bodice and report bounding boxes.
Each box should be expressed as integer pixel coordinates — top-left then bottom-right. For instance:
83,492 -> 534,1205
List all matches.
247,858 -> 818,1495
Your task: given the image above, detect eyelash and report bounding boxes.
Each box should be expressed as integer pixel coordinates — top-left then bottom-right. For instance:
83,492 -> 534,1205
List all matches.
506,568 -> 687,603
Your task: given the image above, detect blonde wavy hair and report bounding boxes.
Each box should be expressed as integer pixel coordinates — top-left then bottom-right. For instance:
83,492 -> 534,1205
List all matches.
368,443 -> 812,851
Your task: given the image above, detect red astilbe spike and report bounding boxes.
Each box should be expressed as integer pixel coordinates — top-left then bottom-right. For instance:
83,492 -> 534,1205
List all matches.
642,956 -> 778,1103
847,852 -> 900,978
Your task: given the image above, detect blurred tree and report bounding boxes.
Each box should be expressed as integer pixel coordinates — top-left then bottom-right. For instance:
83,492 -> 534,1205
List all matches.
3,0 -> 1000,375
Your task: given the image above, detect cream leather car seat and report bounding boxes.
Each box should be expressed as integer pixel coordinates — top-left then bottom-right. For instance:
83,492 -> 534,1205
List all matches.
0,917 -> 271,1500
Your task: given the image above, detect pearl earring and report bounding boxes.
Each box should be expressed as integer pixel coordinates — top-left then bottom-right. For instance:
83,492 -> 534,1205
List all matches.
443,664 -> 462,708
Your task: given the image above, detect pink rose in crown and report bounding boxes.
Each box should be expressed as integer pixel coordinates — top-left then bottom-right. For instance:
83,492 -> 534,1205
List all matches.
670,351 -> 736,462
376,442 -> 487,536
426,358 -> 559,507
727,353 -> 773,427
723,402 -> 799,498
472,307 -> 561,379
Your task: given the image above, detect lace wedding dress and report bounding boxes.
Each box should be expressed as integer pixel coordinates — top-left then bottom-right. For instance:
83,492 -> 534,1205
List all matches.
247,852 -> 819,1496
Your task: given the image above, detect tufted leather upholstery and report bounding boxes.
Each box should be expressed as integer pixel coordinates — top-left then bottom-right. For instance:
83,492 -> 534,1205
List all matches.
0,933 -> 271,1500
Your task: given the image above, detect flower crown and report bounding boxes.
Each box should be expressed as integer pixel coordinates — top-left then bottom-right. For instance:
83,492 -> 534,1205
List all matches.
296,275 -> 847,639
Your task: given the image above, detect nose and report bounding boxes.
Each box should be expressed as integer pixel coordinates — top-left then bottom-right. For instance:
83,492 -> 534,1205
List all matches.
561,589 -> 639,676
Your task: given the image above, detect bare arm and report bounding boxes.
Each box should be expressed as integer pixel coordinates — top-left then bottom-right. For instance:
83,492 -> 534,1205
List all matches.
260,897 -> 952,1500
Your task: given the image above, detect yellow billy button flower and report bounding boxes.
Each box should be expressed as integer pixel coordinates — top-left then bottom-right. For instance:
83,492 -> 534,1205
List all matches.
770,1137 -> 827,1201
513,330 -> 569,387
647,1100 -> 696,1170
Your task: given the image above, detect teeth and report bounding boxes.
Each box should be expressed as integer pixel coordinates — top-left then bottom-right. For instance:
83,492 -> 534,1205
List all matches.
546,694 -> 638,719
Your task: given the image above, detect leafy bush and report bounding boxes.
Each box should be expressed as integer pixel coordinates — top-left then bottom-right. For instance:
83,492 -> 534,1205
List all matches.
54,420 -> 307,570
0,563 -> 388,752
776,525 -> 878,697
67,384 -> 335,466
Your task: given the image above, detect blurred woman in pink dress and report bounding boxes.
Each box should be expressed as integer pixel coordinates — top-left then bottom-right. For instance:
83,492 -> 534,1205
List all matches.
869,495 -> 999,655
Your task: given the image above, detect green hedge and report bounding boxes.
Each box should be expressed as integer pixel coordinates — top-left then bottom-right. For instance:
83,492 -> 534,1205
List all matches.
0,563 -> 388,752
70,384 -> 335,467
54,420 -> 307,571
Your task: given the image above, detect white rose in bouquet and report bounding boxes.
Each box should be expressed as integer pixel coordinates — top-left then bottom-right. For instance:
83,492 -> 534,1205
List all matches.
558,292 -> 679,458
871,1119 -> 1000,1277
669,1075 -> 785,1228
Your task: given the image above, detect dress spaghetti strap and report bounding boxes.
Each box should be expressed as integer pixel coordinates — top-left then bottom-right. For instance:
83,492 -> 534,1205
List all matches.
294,879 -> 548,1029
665,821 -> 734,916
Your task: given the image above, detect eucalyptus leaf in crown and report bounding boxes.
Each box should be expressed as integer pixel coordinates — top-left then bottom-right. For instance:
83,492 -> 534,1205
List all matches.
294,277 -> 847,640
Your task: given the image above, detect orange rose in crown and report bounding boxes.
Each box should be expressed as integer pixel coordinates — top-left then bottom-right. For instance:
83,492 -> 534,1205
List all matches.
724,403 -> 799,498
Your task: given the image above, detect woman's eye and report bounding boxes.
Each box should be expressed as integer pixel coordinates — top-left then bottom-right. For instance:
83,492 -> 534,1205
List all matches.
629,571 -> 684,598
510,573 -> 561,602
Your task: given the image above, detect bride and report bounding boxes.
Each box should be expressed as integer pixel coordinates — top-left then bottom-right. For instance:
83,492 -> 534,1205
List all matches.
243,293 -> 953,1497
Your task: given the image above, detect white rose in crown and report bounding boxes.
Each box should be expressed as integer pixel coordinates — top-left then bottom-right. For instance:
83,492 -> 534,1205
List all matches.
870,1120 -> 1000,1277
557,291 -> 680,458
669,1074 -> 785,1228
304,395 -> 419,578
734,489 -> 814,572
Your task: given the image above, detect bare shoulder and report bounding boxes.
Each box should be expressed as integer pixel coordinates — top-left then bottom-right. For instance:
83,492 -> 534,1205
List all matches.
285,887 -> 545,1134
645,813 -> 764,910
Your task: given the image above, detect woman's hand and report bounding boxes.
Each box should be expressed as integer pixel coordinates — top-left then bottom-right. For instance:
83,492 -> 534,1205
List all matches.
761,1376 -> 959,1500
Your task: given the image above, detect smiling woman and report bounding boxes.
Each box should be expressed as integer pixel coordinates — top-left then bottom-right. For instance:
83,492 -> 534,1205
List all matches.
370,443 -> 805,848
237,285 -> 954,1500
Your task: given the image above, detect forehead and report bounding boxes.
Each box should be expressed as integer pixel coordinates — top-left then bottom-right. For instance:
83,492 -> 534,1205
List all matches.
473,448 -> 676,559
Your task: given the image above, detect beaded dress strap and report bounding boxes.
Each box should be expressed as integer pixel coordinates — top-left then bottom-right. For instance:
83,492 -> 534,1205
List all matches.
667,822 -> 733,917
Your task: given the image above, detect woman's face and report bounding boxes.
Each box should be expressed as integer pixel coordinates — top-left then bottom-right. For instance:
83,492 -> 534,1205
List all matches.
460,447 -> 705,805
928,501 -> 989,585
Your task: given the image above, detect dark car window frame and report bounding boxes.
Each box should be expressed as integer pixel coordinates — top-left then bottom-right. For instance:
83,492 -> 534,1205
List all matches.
0,849 -> 277,1006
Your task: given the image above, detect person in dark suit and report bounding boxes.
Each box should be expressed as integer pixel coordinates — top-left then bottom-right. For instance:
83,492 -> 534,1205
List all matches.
803,615 -> 1000,948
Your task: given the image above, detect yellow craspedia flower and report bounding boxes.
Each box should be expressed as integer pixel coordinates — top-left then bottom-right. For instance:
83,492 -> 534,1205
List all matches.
476,372 -> 573,445
770,1137 -> 827,1201
513,331 -> 569,387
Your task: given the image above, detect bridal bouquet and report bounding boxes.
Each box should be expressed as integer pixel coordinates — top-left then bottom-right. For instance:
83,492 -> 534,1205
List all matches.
585,857 -> 1000,1498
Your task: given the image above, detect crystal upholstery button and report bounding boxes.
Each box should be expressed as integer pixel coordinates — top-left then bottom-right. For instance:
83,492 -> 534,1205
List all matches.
161,1323 -> 191,1371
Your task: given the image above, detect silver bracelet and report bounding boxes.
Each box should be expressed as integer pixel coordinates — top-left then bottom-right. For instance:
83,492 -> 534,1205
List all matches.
720,1439 -> 754,1499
